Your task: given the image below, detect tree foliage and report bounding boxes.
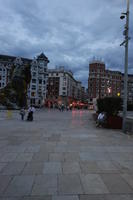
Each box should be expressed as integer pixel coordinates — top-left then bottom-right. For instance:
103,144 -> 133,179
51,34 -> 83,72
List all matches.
97,97 -> 123,116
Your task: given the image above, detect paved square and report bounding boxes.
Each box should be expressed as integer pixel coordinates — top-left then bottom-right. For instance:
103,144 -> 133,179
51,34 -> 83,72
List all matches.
0,109 -> 133,199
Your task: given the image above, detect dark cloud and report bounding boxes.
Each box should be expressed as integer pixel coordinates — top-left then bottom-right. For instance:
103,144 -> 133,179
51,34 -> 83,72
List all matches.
0,0 -> 133,87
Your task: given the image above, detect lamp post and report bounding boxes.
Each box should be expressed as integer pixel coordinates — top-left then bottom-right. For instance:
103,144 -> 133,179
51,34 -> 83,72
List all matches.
120,0 -> 130,133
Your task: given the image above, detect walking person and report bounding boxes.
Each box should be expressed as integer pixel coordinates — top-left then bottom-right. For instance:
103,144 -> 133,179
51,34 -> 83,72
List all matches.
19,108 -> 25,121
27,105 -> 35,121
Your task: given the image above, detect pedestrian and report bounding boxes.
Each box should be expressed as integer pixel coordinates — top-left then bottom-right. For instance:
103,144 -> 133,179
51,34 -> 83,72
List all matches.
66,105 -> 69,111
27,105 -> 35,121
96,112 -> 106,127
61,103 -> 64,112
19,108 -> 25,120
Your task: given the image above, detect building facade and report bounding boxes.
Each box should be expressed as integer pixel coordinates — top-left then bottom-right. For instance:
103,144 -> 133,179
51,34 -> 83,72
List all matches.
88,60 -> 122,103
0,53 -> 49,107
46,66 -> 87,107
0,55 -> 31,89
27,53 -> 49,107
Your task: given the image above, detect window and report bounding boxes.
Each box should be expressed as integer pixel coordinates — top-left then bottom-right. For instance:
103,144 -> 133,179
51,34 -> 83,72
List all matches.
63,87 -> 66,90
39,79 -> 42,84
43,80 -> 45,84
31,92 -> 35,96
31,99 -> 35,104
32,79 -> 36,83
32,85 -> 36,90
32,72 -> 36,76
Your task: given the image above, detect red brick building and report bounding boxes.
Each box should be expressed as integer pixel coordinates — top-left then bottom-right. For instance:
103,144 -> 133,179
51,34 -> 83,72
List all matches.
88,60 -> 122,103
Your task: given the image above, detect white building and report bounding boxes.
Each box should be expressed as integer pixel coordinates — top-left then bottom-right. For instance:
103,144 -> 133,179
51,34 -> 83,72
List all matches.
0,53 -> 49,107
0,56 -> 13,89
28,53 -> 49,107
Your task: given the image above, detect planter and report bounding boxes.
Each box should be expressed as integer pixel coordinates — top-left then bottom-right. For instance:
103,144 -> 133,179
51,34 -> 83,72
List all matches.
107,116 -> 123,129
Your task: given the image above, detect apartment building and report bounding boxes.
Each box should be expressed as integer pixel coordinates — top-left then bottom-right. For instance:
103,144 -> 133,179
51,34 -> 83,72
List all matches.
88,60 -> 122,103
88,60 -> 133,105
46,66 -> 87,106
0,53 -> 49,107
27,53 -> 49,107
0,55 -> 31,89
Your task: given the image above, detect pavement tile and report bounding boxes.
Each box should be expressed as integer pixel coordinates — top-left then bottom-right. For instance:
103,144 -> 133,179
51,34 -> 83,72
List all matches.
3,146 -> 26,153
0,163 -> 7,172
31,152 -> 49,162
104,194 -> 133,200
64,153 -> 80,162
52,195 -> 79,200
80,161 -> 100,174
63,162 -> 81,174
79,194 -> 105,200
100,174 -> 133,194
121,173 -> 133,189
31,175 -> 57,195
15,153 -> 33,162
96,161 -> 119,172
4,175 -> 34,196
80,174 -> 109,194
39,142 -> 57,152
1,162 -> 25,175
0,198 -> 21,200
58,174 -> 83,194
0,175 -> 13,195
20,196 -> 52,200
80,152 -> 110,161
117,160 -> 133,172
49,153 -> 65,162
43,162 -> 62,174
24,145 -> 40,153
22,162 -> 44,175
0,153 -> 18,162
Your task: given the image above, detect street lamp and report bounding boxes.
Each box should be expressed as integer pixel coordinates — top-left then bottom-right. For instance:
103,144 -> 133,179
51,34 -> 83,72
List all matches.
120,0 -> 130,133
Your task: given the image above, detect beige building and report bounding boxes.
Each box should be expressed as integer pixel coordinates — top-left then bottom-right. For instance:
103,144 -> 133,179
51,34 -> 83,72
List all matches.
46,66 -> 87,107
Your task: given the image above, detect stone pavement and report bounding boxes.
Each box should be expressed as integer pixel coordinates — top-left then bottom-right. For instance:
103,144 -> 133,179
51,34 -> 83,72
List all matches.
0,109 -> 133,200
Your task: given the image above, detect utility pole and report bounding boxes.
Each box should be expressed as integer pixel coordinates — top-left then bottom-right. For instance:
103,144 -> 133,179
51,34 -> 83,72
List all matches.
120,0 -> 130,133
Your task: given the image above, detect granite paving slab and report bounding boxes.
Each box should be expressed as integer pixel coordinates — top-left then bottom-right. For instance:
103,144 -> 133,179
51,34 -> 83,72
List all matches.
0,175 -> 13,195
22,162 -> 44,175
31,152 -> 49,162
100,174 -> 133,194
62,162 -> 81,174
58,174 -> 83,194
79,194 -> 105,200
43,162 -> 62,174
52,195 -> 79,200
4,176 -> 34,196
80,174 -> 109,194
1,162 -> 26,175
31,175 -> 57,195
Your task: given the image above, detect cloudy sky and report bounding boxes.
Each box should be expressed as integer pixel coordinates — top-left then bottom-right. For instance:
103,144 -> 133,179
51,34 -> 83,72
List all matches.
0,0 -> 133,87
